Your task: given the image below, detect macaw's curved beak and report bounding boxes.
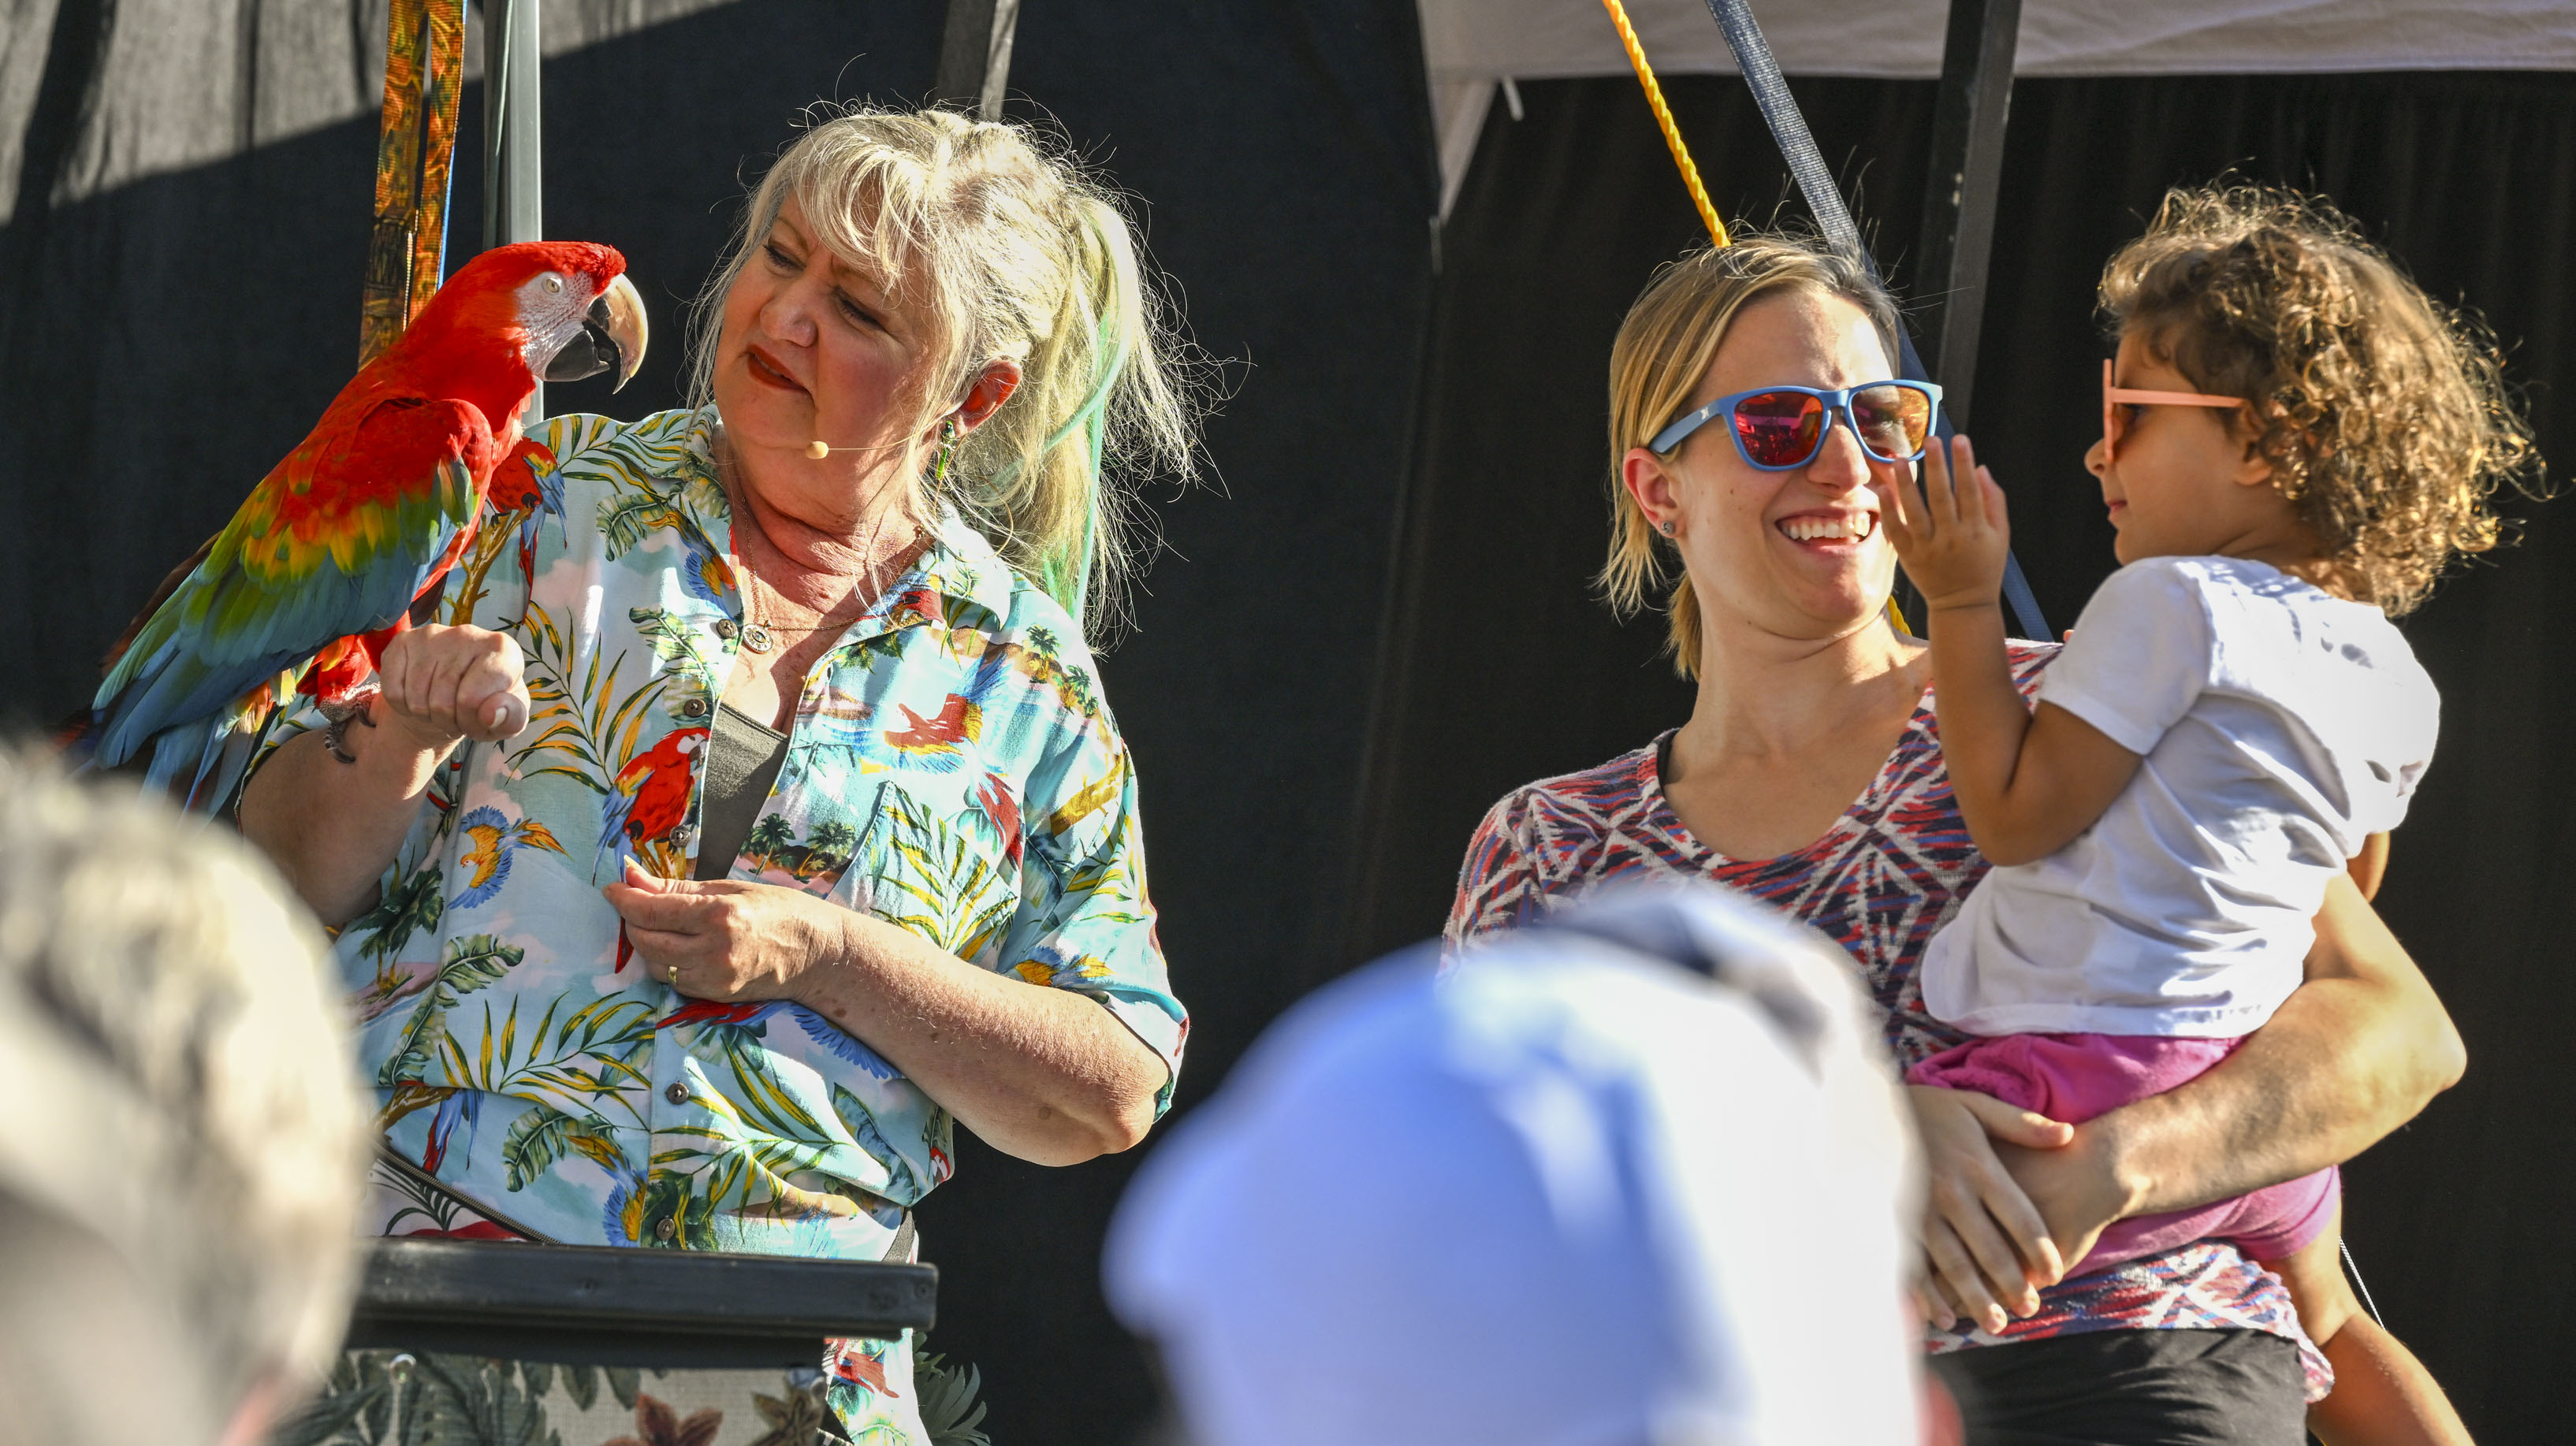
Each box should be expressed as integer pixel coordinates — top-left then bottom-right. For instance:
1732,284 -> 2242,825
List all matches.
543,273 -> 650,392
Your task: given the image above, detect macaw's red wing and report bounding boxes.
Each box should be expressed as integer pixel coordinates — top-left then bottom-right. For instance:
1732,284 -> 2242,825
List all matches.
90,385 -> 500,782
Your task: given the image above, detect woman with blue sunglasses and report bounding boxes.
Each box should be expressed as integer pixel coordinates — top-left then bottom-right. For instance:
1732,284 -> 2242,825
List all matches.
1445,234 -> 2462,1446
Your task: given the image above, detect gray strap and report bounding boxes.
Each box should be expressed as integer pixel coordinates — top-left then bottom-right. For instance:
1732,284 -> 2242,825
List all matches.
883,1211 -> 917,1263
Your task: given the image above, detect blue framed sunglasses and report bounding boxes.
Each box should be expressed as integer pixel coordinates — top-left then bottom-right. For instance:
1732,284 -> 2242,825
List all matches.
1649,381 -> 1945,470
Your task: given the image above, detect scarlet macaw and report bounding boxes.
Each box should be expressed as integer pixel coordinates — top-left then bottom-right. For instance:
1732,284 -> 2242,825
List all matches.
485,436 -> 568,593
82,240 -> 648,808
597,726 -> 709,880
597,725 -> 708,973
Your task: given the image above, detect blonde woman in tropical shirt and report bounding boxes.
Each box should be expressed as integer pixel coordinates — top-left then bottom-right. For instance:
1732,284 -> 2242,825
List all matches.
240,107 -> 1194,1444
1446,236 -> 2465,1445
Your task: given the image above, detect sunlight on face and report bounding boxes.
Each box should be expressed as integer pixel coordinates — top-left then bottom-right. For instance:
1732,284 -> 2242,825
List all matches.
1666,288 -> 1908,643
713,195 -> 938,514
2087,332 -> 2261,567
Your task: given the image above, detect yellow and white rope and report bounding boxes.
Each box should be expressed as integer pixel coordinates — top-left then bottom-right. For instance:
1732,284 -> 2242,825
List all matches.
1601,0 -> 1729,248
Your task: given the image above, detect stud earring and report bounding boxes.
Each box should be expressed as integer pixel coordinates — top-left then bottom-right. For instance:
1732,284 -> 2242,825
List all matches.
1658,519 -> 1677,538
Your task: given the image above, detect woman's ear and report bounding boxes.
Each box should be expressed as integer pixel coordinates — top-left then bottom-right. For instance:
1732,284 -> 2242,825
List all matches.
958,360 -> 1024,432
1622,446 -> 1683,535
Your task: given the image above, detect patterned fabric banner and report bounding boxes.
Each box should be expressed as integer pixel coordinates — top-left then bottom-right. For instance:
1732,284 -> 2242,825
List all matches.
359,0 -> 467,366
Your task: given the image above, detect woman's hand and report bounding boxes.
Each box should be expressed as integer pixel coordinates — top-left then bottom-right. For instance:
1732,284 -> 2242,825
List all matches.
605,859 -> 1168,1165
1908,1084 -> 2075,1333
1873,434 -> 2010,613
240,623 -> 530,925
378,623 -> 531,752
602,862 -> 847,1000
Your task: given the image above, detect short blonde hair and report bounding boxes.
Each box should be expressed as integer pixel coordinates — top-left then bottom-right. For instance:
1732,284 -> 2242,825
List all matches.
0,748 -> 369,1440
691,106 -> 1202,638
1599,237 -> 1900,676
2101,184 -> 2538,615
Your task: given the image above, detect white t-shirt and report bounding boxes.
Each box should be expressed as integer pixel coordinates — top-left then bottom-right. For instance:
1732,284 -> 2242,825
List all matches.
1922,556 -> 2438,1038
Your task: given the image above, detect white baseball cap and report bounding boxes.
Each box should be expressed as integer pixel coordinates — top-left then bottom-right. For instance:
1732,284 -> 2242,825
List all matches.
1107,884 -> 1925,1446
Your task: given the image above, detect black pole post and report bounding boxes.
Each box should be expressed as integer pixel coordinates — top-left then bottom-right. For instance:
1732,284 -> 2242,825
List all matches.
482,0 -> 542,421
1914,0 -> 2022,430
932,0 -> 1022,119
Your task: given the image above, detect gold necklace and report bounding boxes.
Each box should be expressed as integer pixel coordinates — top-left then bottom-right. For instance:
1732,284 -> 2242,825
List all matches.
735,536 -> 925,656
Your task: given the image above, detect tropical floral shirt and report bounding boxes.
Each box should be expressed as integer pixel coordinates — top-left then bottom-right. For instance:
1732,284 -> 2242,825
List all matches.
259,405 -> 1184,1442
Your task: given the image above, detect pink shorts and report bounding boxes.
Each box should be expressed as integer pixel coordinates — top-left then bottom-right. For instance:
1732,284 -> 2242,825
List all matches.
1905,1032 -> 2339,1277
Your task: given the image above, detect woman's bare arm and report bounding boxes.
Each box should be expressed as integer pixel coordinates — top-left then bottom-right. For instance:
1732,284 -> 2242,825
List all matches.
2004,873 -> 2465,1265
606,864 -> 1167,1165
237,626 -> 530,924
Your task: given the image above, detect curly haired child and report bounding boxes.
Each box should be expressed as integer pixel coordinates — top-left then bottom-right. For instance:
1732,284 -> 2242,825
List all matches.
1878,184 -> 2533,1445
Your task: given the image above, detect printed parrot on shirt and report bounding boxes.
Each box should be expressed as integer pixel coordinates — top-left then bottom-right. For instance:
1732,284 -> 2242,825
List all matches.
80,240 -> 649,808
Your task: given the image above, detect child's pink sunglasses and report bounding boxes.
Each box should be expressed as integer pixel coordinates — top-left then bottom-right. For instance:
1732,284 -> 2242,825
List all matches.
2102,359 -> 2242,464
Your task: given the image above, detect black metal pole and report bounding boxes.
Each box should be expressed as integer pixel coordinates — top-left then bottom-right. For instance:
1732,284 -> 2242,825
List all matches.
1914,0 -> 2022,430
482,0 -> 542,420
933,0 -> 1022,119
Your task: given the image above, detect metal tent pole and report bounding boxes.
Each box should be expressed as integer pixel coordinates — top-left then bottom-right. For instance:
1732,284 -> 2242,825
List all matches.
934,0 -> 1023,119
482,0 -> 543,422
1914,0 -> 2023,431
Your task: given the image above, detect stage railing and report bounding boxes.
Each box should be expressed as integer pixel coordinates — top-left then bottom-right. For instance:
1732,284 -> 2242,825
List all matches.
347,1236 -> 937,1368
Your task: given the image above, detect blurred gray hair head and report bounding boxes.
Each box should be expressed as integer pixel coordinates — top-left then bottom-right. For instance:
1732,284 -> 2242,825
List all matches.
0,745 -> 370,1446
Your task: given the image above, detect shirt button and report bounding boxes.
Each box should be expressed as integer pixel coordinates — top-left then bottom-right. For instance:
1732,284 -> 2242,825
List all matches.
664,1082 -> 689,1106
713,619 -> 739,640
671,823 -> 698,849
679,698 -> 709,719
653,1216 -> 678,1242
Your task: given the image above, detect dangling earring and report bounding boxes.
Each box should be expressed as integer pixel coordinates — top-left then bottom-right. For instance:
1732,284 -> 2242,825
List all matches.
932,418 -> 960,484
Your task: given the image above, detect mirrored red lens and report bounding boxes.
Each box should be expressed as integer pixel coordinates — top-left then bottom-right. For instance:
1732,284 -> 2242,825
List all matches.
1852,385 -> 1933,459
1732,392 -> 1826,467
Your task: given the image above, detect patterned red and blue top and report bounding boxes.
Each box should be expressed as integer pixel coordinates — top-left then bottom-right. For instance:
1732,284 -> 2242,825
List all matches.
1444,641 -> 2329,1398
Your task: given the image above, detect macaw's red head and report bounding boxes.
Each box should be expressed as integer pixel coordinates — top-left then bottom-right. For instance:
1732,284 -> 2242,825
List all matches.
399,240 -> 650,404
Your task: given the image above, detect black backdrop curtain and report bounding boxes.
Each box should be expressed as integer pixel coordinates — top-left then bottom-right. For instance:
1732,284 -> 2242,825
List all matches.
1353,70 -> 2576,1441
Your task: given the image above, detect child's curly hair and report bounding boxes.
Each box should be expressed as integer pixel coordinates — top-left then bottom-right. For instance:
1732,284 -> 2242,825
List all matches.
2100,184 -> 2538,615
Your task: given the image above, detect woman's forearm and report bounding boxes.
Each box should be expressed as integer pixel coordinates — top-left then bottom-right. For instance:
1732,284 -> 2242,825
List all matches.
2094,874 -> 2465,1216
237,704 -> 454,925
798,911 -> 1169,1165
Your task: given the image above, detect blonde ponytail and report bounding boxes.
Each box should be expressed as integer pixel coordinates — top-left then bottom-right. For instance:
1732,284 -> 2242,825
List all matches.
691,106 -> 1202,639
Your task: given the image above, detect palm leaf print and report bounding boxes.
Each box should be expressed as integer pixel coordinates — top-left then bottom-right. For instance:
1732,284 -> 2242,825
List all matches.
378,934 -> 524,1087
832,1083 -> 924,1199
352,864 -> 446,966
434,989 -> 657,1117
630,607 -> 717,716
874,791 -> 1014,961
743,812 -> 796,868
509,599 -> 668,795
499,1102 -> 630,1191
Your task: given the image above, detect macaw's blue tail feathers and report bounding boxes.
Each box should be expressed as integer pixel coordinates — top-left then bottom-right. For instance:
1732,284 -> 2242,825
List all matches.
114,675 -> 294,817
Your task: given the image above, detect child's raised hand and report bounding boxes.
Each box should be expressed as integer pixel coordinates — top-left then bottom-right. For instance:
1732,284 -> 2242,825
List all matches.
1873,434 -> 2010,615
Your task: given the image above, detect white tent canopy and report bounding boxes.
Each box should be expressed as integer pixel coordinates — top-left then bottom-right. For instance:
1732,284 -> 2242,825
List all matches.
1422,0 -> 2576,212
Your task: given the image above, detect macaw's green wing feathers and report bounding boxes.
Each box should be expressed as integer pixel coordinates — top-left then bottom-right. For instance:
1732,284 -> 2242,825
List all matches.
91,389 -> 499,769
